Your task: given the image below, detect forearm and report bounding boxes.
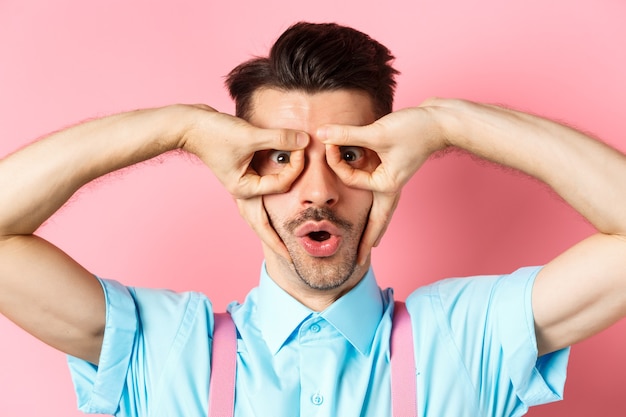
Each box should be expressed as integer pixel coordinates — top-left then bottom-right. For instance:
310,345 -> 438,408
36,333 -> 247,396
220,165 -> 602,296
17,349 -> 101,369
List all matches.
320,98 -> 626,353
431,99 -> 626,235
0,105 -> 192,236
0,103 -> 305,362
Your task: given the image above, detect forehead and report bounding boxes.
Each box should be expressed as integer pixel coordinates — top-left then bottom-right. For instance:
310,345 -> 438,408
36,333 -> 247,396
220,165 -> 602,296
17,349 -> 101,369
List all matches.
248,88 -> 377,132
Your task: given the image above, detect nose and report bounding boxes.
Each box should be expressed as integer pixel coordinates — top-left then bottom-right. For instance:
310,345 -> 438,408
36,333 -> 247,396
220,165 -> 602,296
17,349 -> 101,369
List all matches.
294,148 -> 340,208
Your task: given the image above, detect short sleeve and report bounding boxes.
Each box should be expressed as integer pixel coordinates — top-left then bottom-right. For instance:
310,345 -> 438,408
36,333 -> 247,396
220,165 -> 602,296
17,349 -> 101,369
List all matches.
494,267 -> 570,407
67,278 -> 138,414
407,266 -> 570,417
67,278 -> 215,416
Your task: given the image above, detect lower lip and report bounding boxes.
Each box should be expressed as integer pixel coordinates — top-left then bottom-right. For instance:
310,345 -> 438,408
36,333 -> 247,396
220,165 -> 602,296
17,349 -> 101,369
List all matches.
298,235 -> 341,257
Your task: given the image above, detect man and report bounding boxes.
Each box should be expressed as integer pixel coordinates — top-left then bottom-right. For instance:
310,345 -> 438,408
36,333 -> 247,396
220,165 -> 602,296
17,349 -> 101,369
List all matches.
1,22 -> 625,416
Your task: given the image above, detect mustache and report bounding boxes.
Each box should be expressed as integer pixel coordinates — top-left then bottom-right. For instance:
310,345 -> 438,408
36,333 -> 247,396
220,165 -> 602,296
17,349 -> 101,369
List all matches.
284,207 -> 353,233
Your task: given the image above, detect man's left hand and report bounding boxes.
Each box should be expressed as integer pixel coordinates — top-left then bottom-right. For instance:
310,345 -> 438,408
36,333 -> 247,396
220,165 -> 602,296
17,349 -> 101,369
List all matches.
317,102 -> 448,264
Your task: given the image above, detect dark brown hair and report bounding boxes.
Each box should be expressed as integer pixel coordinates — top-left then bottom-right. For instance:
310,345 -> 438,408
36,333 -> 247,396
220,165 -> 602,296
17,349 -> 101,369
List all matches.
226,22 -> 399,120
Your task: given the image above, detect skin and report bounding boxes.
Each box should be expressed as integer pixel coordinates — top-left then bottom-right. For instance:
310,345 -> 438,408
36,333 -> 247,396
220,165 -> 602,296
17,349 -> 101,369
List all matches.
0,90 -> 625,370
319,99 -> 626,356
246,89 -> 381,311
0,105 -> 309,364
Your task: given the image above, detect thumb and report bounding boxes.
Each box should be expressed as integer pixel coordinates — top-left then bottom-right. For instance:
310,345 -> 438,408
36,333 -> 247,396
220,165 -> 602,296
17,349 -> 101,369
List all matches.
254,127 -> 310,152
316,123 -> 380,148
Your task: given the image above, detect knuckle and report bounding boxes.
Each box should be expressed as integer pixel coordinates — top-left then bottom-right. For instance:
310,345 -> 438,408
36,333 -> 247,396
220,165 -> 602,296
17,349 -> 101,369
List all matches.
270,129 -> 293,150
337,127 -> 352,144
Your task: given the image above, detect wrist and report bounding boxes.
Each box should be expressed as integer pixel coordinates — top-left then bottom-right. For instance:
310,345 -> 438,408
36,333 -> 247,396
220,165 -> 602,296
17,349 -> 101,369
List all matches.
173,104 -> 221,157
419,103 -> 454,154
151,104 -> 205,153
421,98 -> 486,153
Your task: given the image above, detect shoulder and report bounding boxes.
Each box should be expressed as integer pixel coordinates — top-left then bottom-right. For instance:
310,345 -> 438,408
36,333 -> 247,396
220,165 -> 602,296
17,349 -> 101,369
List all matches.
98,278 -> 215,338
404,266 -> 542,337
406,266 -> 541,310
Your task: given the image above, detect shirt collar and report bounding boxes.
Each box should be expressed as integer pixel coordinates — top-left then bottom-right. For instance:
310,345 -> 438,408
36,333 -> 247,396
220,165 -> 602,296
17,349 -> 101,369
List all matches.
257,263 -> 384,356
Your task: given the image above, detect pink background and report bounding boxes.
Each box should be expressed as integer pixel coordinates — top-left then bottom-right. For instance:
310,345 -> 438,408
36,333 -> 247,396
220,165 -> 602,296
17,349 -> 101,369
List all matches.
1,1 -> 625,415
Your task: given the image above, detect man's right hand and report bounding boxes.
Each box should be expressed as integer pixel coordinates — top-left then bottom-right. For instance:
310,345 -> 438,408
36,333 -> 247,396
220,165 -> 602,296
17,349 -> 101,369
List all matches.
180,105 -> 309,260
181,104 -> 309,199
0,104 -> 308,363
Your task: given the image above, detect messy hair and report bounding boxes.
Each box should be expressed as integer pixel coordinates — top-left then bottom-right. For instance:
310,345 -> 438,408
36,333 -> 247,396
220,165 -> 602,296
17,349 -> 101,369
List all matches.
226,22 -> 399,120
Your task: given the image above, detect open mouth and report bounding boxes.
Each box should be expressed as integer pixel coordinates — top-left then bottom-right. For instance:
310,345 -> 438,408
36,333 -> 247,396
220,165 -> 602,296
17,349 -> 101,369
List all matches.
308,231 -> 331,242
295,220 -> 342,257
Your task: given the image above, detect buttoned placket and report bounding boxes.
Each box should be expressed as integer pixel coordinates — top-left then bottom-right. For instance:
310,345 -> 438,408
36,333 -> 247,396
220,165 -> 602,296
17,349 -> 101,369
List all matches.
298,315 -> 332,414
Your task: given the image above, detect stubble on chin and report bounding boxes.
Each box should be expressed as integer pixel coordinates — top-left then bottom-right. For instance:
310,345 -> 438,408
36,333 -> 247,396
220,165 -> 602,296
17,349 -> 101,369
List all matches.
274,207 -> 367,291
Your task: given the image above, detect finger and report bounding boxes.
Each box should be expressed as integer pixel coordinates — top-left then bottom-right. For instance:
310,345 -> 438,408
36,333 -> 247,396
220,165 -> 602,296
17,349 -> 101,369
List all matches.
237,149 -> 305,198
326,144 -> 398,194
236,196 -> 291,262
251,128 -> 309,153
357,191 -> 400,265
324,144 -> 376,190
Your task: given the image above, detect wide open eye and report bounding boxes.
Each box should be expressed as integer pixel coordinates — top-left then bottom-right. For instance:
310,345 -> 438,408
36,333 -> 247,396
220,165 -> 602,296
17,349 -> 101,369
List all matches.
269,150 -> 291,164
339,146 -> 364,163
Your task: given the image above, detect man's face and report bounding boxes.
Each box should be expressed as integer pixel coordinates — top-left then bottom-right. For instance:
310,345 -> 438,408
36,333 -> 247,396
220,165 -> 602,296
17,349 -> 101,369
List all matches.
248,88 -> 380,298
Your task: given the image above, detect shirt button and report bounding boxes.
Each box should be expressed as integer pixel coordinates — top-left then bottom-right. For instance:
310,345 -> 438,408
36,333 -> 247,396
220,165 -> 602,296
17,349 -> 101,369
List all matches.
310,323 -> 321,333
311,393 -> 324,405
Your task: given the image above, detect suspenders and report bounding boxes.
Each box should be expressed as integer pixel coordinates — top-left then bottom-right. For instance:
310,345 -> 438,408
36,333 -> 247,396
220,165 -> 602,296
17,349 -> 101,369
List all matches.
209,301 -> 417,416
390,302 -> 418,416
208,311 -> 238,417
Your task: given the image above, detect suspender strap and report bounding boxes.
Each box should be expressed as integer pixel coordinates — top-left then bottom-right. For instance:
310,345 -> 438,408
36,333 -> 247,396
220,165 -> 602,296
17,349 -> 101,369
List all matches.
209,302 -> 417,417
208,312 -> 236,417
391,301 -> 418,416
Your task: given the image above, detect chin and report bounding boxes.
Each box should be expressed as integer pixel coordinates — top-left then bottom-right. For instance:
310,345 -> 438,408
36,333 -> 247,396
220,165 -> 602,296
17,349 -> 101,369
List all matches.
291,251 -> 361,292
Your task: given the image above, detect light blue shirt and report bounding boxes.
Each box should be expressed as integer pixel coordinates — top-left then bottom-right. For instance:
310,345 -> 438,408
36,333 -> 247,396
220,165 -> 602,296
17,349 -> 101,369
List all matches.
68,265 -> 569,416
